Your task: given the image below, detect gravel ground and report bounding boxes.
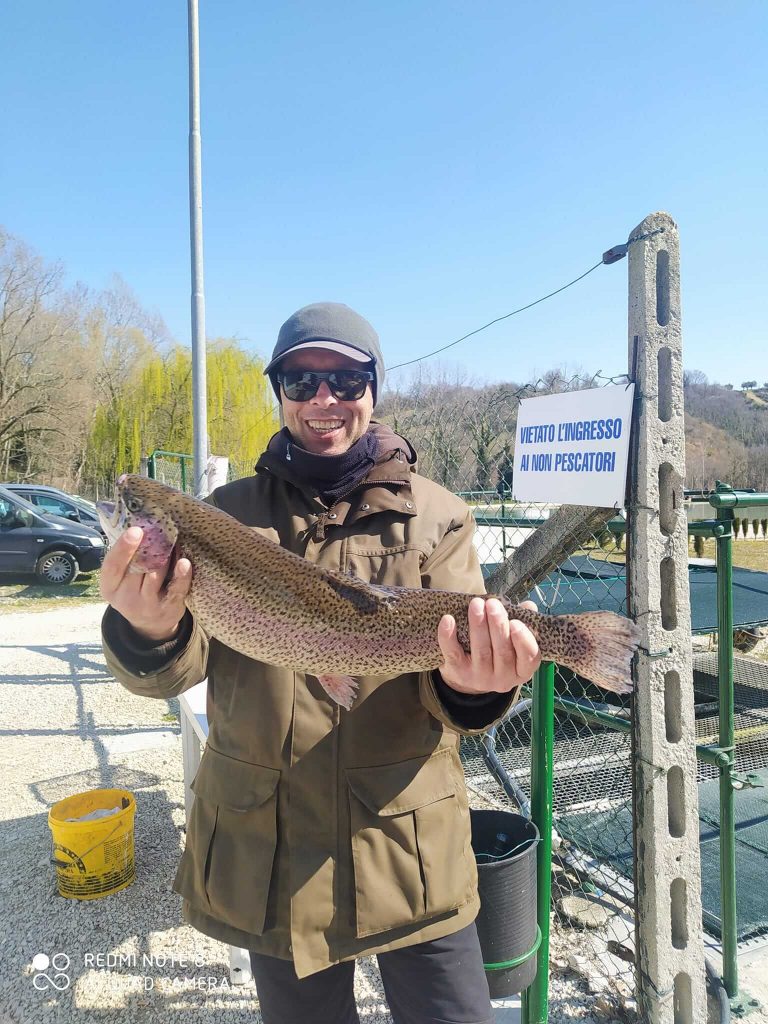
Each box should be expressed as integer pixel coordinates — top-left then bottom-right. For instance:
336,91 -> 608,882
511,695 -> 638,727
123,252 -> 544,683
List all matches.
1,604 -> 766,1023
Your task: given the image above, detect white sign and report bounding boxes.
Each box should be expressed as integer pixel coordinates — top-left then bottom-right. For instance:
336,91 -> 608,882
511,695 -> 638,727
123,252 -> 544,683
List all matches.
512,384 -> 635,507
206,456 -> 229,491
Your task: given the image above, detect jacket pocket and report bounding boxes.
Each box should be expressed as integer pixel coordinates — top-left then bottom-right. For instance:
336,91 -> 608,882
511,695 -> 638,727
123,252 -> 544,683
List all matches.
173,746 -> 280,936
346,748 -> 473,938
344,545 -> 425,589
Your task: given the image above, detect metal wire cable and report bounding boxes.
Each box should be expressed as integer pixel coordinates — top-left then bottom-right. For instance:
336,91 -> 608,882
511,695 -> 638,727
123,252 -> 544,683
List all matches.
389,260 -> 603,371
388,227 -> 665,372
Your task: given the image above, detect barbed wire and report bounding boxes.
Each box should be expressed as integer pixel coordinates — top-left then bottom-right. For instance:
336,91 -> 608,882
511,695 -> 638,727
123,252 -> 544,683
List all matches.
504,370 -> 632,398
384,370 -> 632,405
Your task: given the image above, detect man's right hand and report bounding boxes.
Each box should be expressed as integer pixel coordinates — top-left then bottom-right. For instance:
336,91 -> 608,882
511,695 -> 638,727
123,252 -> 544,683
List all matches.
100,526 -> 192,643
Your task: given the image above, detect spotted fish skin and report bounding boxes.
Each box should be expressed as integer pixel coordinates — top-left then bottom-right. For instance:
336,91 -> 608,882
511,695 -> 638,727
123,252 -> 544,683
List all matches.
98,474 -> 641,705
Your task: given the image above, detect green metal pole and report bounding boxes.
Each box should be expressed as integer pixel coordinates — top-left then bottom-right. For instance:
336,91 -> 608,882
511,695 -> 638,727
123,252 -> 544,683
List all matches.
524,661 -> 555,1024
714,486 -> 738,999
181,457 -> 187,494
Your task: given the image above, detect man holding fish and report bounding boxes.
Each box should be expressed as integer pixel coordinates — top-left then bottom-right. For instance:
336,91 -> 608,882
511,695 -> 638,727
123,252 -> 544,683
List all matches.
100,303 -> 634,1023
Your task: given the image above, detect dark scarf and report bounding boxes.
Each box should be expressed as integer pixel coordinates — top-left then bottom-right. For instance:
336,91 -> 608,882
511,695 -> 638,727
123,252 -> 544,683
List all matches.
281,428 -> 378,505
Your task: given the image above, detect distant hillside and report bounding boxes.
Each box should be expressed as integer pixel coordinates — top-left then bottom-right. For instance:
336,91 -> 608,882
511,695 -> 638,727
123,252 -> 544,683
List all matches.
684,375 -> 768,490
684,415 -> 750,490
684,377 -> 768,447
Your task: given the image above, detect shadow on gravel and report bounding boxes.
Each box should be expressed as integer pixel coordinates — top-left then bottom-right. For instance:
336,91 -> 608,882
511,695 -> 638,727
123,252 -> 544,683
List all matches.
0,786 -> 259,1022
1,633 -> 395,1022
0,642 -> 112,686
0,635 -> 259,1022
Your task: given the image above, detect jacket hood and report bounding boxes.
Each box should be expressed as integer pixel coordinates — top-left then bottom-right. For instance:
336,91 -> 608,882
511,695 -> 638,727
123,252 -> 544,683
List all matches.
368,421 -> 418,467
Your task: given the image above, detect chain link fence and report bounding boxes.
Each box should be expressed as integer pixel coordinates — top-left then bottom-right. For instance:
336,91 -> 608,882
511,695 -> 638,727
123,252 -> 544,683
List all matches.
146,449 -> 263,492
378,371 -> 639,1013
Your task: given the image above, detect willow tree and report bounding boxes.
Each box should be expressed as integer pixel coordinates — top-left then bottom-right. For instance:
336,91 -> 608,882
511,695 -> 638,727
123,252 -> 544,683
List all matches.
85,339 -> 278,494
205,340 -> 279,478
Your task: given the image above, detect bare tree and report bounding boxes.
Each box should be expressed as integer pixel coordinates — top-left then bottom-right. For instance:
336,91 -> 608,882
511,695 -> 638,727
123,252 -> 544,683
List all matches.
0,229 -> 77,479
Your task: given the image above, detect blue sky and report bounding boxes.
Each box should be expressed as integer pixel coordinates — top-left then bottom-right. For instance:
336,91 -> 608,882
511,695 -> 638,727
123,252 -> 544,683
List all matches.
2,1 -> 766,390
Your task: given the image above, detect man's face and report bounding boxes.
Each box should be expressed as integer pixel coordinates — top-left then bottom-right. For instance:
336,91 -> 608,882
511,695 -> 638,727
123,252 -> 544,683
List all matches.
279,348 -> 375,455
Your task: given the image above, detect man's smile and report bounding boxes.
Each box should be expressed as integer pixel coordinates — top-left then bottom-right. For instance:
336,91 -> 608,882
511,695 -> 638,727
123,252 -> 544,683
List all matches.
306,419 -> 345,433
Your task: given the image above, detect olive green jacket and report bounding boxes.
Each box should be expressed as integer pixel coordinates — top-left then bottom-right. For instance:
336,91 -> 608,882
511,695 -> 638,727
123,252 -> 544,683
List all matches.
102,426 -> 520,977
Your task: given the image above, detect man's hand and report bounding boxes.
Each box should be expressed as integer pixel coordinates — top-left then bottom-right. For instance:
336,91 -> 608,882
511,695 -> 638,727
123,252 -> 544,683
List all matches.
100,527 -> 192,643
437,597 -> 541,695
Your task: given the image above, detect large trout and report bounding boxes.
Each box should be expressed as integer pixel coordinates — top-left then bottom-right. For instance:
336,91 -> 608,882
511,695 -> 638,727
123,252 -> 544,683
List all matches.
98,474 -> 641,709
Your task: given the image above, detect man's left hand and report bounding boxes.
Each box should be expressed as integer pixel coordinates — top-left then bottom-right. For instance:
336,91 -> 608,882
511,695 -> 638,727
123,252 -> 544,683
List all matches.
437,598 -> 541,695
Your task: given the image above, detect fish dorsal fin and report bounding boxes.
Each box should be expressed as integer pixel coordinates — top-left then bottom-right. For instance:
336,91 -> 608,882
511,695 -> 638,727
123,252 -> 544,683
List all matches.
323,569 -> 399,615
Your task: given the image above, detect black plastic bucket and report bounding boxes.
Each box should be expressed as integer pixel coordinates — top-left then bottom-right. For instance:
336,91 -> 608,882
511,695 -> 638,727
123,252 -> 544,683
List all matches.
470,809 -> 540,997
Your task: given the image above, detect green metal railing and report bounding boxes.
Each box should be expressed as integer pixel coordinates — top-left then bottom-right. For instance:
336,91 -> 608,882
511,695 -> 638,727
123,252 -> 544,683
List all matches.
147,449 -> 194,492
677,483 -> 768,1004
707,483 -> 768,1004
517,484 -> 767,1020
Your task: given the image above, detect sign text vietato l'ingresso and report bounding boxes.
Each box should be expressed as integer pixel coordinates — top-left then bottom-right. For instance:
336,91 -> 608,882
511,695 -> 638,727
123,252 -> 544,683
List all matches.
512,384 -> 635,507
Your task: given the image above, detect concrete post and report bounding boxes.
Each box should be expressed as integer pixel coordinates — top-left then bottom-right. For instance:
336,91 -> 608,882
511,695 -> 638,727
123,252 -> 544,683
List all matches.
627,212 -> 707,1022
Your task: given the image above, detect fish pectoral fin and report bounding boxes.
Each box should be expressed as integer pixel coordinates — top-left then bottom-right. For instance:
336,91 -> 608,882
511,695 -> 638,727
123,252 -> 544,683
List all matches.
318,674 -> 359,710
324,571 -> 398,615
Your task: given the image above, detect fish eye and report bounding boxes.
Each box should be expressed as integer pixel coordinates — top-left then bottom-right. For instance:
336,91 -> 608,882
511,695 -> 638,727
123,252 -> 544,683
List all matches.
125,497 -> 142,513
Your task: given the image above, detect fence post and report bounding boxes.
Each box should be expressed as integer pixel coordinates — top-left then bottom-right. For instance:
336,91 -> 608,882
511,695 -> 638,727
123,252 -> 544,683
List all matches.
627,212 -> 707,1022
713,490 -> 738,999
524,661 -> 555,1024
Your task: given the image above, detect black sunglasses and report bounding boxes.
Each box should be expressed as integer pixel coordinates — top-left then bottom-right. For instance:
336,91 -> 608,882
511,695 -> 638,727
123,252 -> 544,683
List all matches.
277,368 -> 374,402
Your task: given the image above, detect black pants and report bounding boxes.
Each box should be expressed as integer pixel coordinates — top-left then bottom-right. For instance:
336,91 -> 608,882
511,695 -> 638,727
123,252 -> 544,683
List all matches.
249,922 -> 493,1024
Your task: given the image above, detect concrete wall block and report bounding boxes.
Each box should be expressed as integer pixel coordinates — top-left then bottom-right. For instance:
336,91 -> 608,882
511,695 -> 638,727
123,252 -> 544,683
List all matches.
627,212 -> 707,1023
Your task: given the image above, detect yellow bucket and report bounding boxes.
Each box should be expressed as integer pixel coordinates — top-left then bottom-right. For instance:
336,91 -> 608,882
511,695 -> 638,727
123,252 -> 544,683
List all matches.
48,788 -> 136,900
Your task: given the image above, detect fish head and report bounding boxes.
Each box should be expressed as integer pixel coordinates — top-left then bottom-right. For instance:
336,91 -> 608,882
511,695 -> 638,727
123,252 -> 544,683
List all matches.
97,474 -> 179,574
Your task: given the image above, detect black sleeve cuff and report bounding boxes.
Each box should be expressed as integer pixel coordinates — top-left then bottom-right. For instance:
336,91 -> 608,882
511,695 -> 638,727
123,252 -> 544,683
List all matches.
431,670 -> 513,730
103,606 -> 194,674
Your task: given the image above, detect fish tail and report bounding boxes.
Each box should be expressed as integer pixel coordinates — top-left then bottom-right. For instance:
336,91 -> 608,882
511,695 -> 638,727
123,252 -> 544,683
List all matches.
533,610 -> 642,694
